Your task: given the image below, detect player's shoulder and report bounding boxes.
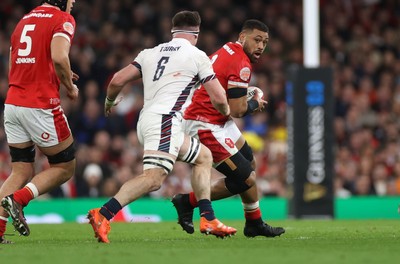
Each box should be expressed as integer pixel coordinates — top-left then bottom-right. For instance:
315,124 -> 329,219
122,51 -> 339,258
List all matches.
179,41 -> 208,60
229,42 -> 249,60
50,11 -> 75,37
137,43 -> 166,60
178,39 -> 204,54
214,42 -> 250,68
191,45 -> 208,57
57,10 -> 75,24
215,42 -> 246,60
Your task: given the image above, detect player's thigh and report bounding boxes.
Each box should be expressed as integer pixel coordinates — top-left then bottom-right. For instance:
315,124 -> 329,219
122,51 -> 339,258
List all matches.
224,119 -> 242,145
137,113 -> 181,174
4,104 -> 33,145
178,134 -> 211,167
186,119 -> 239,164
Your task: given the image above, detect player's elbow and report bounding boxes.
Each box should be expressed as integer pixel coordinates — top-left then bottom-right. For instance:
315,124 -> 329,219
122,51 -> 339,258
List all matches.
211,97 -> 230,116
230,103 -> 247,118
110,72 -> 126,88
51,52 -> 68,68
211,102 -> 229,116
212,94 -> 227,106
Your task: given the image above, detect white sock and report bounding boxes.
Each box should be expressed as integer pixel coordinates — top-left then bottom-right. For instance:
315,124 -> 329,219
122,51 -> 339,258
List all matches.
26,182 -> 39,198
242,201 -> 260,211
0,216 -> 8,222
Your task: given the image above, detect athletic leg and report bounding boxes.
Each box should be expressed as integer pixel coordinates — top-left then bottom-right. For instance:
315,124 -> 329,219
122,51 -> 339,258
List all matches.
174,119 -> 284,237
174,135 -> 236,237
1,136 -> 76,236
235,136 -> 285,237
0,142 -> 35,240
172,119 -> 239,233
88,113 -> 181,242
88,166 -> 167,243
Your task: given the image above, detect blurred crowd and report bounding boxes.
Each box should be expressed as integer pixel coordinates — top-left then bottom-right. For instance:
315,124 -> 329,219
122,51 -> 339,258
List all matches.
0,0 -> 400,199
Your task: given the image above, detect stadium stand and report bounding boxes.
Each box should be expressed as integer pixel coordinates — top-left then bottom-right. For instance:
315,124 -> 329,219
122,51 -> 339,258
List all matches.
0,0 -> 399,197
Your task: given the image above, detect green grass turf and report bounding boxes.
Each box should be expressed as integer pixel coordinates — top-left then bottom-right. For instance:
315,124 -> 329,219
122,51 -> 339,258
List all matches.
0,220 -> 399,264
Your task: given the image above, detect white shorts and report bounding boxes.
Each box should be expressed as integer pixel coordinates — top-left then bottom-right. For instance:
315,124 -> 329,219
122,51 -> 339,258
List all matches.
4,104 -> 71,147
183,118 -> 241,164
137,112 -> 200,173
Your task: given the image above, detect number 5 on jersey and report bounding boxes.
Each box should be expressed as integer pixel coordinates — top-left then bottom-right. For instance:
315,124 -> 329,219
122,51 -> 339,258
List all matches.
18,24 -> 36,56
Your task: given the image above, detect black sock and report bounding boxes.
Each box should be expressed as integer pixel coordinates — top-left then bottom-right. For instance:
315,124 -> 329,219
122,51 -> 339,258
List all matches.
198,199 -> 215,221
100,197 -> 122,221
181,194 -> 193,209
246,218 -> 263,226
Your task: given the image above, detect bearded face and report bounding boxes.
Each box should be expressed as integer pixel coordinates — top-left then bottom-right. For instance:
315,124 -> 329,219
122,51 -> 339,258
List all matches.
241,29 -> 269,63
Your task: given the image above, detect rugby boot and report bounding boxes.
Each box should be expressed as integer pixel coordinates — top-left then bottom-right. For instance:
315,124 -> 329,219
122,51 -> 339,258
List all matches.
244,222 -> 285,238
87,208 -> 111,243
199,217 -> 237,238
1,195 -> 30,236
0,235 -> 13,244
171,194 -> 194,234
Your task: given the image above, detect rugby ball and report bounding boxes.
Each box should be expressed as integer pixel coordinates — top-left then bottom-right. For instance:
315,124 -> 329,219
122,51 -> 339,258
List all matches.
247,86 -> 264,100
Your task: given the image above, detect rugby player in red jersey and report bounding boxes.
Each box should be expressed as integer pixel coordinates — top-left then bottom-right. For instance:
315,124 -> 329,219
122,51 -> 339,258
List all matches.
173,19 -> 285,237
0,0 -> 79,243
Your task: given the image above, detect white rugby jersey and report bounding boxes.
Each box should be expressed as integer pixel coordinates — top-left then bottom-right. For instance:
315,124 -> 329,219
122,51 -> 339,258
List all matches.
132,38 -> 216,116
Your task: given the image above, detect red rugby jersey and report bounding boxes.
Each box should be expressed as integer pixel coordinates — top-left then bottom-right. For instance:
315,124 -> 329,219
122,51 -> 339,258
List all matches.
184,42 -> 252,125
6,5 -> 75,109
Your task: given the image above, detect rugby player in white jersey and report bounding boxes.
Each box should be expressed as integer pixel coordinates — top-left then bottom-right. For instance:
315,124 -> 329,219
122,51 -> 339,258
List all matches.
87,11 -> 236,243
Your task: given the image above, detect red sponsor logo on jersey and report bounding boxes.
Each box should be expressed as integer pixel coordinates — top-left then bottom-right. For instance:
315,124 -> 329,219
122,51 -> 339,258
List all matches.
41,132 -> 50,140
239,67 -> 251,81
225,138 -> 234,148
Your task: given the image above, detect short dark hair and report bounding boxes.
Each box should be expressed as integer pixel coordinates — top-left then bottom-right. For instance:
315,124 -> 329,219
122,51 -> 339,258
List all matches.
172,11 -> 201,29
241,19 -> 269,33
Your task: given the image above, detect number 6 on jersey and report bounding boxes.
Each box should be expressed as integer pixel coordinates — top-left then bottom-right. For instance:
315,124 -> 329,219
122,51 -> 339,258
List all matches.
153,56 -> 170,81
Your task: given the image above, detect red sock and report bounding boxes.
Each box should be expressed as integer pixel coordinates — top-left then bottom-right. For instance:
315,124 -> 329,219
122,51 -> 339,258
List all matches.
189,192 -> 198,208
13,186 -> 34,207
244,207 -> 262,221
0,218 -> 7,236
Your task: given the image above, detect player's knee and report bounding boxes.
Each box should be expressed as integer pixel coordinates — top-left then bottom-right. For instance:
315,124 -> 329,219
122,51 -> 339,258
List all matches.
64,160 -> 76,179
148,178 -> 163,192
144,169 -> 168,192
216,152 -> 254,195
9,145 -> 35,163
239,141 -> 254,163
50,159 -> 76,183
224,179 -> 251,194
47,143 -> 76,164
251,158 -> 256,170
240,141 -> 256,170
245,171 -> 257,187
195,145 -> 213,168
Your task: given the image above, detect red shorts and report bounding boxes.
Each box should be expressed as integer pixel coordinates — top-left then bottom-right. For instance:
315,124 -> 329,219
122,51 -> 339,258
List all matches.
183,118 -> 241,165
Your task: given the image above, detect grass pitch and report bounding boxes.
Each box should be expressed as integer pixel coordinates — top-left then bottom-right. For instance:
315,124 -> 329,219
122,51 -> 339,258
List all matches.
0,220 -> 399,264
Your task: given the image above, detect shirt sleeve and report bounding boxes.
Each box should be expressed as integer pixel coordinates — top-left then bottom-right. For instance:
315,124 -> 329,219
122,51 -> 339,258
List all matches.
195,49 -> 216,84
53,13 -> 76,43
226,58 -> 252,88
132,50 -> 144,74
